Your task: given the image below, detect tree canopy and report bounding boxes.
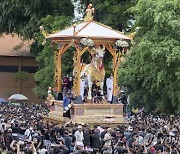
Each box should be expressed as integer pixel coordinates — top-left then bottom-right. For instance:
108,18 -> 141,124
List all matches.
0,0 -> 74,98
119,0 -> 180,114
78,0 -> 137,31
0,0 -> 74,38
31,15 -> 73,98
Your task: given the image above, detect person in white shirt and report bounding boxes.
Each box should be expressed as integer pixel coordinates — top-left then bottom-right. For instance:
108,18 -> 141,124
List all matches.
74,125 -> 84,147
103,128 -> 112,153
24,126 -> 34,141
106,74 -> 113,103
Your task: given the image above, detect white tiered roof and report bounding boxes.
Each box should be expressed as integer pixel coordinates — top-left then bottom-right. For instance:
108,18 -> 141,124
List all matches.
47,21 -> 130,40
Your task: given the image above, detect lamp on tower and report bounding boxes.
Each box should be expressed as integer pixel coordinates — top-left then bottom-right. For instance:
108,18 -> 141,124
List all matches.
112,39 -> 129,104
115,39 -> 129,54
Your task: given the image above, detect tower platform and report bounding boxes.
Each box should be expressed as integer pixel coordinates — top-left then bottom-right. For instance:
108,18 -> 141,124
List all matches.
43,100 -> 128,126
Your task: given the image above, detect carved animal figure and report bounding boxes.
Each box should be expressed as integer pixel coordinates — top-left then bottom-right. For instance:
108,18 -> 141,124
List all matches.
81,46 -> 105,99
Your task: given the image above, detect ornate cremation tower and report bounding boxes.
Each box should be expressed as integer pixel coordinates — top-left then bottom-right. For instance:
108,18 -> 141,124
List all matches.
44,4 -> 131,125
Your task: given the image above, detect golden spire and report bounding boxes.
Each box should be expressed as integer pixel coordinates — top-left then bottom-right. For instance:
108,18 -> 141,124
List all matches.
84,3 -> 95,22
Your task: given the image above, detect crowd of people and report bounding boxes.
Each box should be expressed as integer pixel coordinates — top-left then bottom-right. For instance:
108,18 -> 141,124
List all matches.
0,102 -> 179,154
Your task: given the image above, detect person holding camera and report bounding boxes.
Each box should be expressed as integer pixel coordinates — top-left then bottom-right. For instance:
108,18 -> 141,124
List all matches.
9,140 -> 37,154
113,139 -> 128,154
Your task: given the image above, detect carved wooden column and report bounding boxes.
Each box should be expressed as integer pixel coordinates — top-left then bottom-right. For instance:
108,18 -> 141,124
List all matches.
105,44 -> 118,97
76,49 -> 81,95
57,43 -> 72,92
113,53 -> 118,96
54,51 -> 58,88
75,46 -> 89,96
57,46 -> 64,92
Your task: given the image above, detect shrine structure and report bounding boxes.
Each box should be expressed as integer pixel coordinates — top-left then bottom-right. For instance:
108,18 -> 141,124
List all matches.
43,4 -> 131,125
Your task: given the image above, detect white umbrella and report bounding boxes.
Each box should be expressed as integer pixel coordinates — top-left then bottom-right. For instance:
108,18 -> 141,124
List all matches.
0,98 -> 8,103
8,94 -> 28,101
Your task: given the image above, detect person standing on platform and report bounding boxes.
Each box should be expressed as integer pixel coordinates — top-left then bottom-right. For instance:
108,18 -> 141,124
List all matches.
106,74 -> 113,103
119,90 -> 128,115
63,92 -> 72,121
68,76 -> 73,91
80,75 -> 85,102
62,74 -> 69,94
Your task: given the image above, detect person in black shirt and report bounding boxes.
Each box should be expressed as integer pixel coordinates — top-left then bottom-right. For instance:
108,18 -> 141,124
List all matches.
5,129 -> 13,151
63,131 -> 72,152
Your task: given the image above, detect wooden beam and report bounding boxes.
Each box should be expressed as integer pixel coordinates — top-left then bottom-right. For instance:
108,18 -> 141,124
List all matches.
73,22 -> 91,36
60,42 -> 72,56
105,44 -> 115,56
113,54 -> 118,96
87,48 -> 94,56
80,46 -> 89,56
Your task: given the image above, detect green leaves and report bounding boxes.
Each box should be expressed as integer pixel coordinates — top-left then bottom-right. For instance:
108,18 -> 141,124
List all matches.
78,0 -> 136,31
0,0 -> 74,98
15,71 -> 29,82
0,0 -> 74,38
32,15 -> 72,98
119,0 -> 180,114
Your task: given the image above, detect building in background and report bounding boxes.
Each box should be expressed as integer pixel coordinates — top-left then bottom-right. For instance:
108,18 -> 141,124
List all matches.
0,34 -> 41,104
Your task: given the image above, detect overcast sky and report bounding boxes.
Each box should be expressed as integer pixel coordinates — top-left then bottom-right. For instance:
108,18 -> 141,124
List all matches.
72,0 -> 84,21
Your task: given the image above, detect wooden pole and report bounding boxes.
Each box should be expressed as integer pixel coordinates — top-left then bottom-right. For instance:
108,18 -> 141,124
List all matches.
57,43 -> 72,93
57,54 -> 62,92
54,52 -> 58,88
105,44 -> 118,96
77,50 -> 81,95
113,53 -> 117,96
75,46 -> 89,95
57,46 -> 65,92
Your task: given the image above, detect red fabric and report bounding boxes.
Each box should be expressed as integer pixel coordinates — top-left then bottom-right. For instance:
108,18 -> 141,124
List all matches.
62,77 -> 69,87
99,64 -> 104,70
